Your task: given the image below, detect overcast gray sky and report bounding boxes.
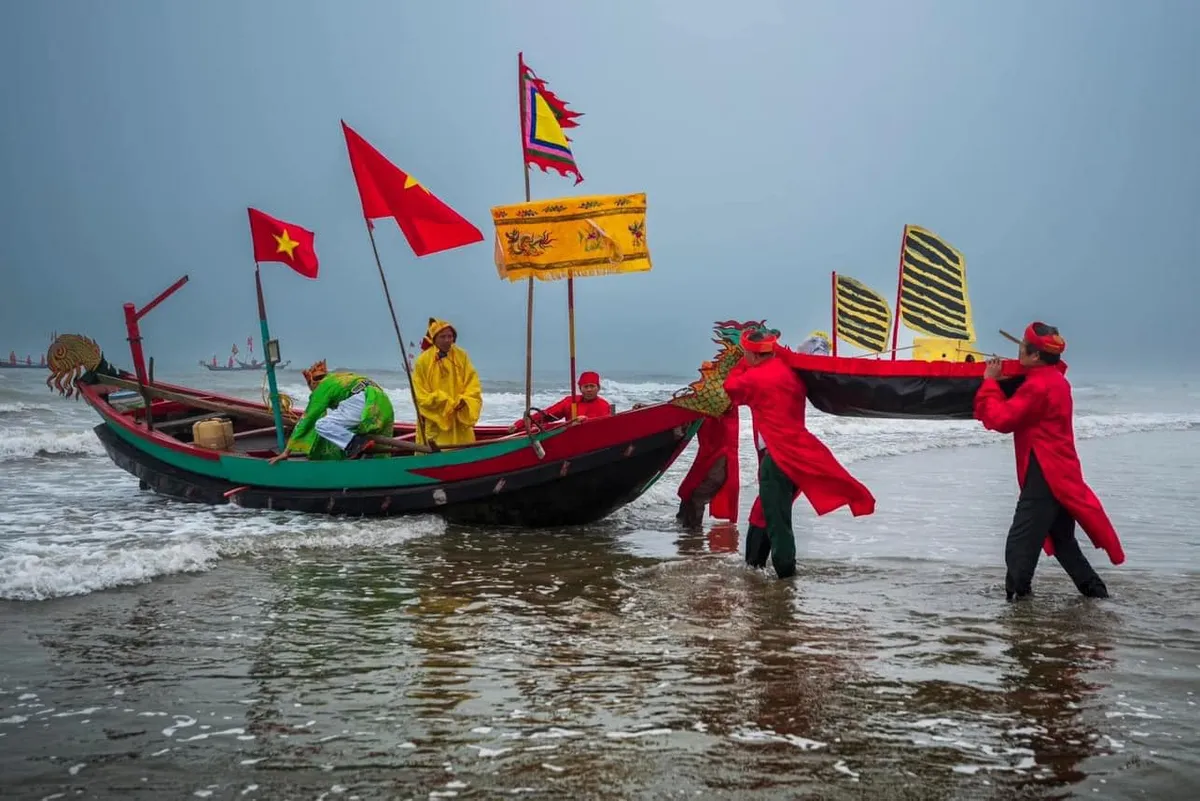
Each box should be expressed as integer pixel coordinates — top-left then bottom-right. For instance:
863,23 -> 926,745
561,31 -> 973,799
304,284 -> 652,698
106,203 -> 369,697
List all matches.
1,0 -> 1197,377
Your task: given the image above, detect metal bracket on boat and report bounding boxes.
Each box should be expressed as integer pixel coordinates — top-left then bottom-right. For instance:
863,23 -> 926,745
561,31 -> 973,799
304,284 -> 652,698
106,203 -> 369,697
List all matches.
523,407 -> 547,461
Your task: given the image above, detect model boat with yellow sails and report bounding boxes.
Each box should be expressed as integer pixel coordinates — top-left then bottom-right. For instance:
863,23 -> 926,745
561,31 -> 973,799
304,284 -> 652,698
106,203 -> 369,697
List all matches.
782,224 -> 1025,419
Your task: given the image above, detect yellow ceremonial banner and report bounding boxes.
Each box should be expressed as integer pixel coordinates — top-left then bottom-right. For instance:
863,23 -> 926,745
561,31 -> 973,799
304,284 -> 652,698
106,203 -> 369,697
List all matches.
491,192 -> 651,282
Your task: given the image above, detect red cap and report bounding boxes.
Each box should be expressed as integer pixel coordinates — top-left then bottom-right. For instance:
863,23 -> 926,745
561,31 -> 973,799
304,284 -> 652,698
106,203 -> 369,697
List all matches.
1024,322 -> 1066,355
579,371 -> 600,386
740,329 -> 777,354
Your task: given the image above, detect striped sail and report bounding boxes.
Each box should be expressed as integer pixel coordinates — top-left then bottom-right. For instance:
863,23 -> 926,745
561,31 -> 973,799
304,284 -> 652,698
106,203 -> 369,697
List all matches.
898,226 -> 976,341
834,273 -> 892,353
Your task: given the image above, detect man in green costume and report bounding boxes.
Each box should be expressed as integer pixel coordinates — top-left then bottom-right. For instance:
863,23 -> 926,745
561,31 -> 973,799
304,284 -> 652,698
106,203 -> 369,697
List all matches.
268,359 -> 395,463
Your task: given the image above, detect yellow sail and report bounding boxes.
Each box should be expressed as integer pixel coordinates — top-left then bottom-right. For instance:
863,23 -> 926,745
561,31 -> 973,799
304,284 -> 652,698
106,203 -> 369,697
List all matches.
490,192 -> 650,282
833,273 -> 892,353
898,225 -> 976,342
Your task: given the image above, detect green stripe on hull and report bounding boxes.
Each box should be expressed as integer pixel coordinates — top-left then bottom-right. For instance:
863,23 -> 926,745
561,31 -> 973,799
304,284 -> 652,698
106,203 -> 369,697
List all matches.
101,415 -> 566,491
634,419 -> 701,496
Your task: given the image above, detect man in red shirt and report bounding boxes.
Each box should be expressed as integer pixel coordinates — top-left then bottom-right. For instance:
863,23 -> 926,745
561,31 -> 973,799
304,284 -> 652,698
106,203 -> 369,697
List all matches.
676,405 -> 740,529
975,322 -> 1124,601
724,330 -> 875,578
509,371 -> 613,432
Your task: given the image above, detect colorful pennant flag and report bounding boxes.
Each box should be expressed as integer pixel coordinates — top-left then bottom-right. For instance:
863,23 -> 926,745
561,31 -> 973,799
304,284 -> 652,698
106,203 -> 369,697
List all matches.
520,53 -> 584,185
341,121 -> 483,258
247,207 -> 320,279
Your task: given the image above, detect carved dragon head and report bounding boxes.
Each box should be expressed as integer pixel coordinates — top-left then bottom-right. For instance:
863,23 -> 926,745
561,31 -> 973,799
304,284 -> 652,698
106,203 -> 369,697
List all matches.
671,320 -> 779,416
45,334 -> 117,399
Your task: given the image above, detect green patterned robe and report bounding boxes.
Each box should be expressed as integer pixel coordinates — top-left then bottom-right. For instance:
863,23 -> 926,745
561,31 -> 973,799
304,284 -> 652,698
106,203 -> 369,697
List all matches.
286,372 -> 395,461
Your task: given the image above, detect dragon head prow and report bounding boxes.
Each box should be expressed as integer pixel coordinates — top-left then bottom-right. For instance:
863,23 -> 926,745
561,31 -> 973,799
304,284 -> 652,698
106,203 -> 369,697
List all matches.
671,320 -> 780,417
46,334 -> 118,399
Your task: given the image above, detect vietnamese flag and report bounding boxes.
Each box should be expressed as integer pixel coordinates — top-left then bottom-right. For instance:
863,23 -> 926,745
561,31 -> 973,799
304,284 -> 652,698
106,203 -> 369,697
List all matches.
247,207 -> 320,279
341,120 -> 484,258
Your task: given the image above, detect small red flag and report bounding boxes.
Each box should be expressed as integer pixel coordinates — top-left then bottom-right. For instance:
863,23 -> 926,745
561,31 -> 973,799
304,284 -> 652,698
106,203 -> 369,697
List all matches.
341,120 -> 484,258
247,207 -> 320,279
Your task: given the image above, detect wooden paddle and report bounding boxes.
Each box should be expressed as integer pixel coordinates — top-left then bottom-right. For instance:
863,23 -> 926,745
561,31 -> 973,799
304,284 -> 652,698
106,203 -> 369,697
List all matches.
97,374 -> 295,428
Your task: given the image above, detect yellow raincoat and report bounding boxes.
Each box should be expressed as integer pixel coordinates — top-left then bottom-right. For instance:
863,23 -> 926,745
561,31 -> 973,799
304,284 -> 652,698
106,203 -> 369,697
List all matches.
412,318 -> 483,446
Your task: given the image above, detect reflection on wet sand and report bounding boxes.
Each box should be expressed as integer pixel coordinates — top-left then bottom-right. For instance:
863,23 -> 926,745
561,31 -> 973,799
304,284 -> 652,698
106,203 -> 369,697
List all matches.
0,524 -> 1187,800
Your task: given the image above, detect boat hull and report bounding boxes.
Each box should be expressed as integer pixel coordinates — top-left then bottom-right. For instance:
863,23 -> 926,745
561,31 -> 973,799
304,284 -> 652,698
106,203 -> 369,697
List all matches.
81,378 -> 699,528
199,361 -> 290,371
95,420 -> 690,526
785,352 -> 1025,419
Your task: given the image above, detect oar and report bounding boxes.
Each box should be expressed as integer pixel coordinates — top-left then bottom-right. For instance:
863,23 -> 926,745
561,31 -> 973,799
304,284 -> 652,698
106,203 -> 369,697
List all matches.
98,374 -> 295,428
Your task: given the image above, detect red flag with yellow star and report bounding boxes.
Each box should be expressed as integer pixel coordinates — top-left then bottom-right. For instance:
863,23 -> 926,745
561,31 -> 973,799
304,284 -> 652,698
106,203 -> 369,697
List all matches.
341,120 -> 483,258
247,207 -> 319,279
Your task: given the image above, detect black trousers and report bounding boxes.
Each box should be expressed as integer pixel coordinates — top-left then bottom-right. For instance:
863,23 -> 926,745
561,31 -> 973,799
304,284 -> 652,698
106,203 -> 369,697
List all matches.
1005,452 -> 1108,601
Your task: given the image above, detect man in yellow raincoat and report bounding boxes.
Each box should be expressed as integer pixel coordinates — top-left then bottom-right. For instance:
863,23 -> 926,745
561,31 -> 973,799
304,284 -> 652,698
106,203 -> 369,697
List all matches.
412,318 -> 483,446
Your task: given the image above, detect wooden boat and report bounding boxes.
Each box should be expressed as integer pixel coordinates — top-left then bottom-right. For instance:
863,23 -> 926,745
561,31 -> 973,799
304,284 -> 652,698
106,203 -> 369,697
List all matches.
45,306 -> 713,527
198,359 -> 291,372
2,347 -> 47,369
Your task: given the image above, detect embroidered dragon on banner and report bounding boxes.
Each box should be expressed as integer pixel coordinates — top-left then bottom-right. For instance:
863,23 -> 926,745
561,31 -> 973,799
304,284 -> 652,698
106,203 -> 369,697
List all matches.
670,320 -> 780,417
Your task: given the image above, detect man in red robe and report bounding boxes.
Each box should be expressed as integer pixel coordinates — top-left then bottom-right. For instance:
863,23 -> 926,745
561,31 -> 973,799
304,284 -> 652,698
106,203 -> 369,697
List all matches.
509,370 -> 613,431
724,329 -> 876,578
975,322 -> 1124,601
676,405 -> 740,528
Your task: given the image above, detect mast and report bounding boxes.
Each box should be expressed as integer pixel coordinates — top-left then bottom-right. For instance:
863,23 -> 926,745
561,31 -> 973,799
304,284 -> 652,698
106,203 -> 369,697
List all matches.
254,264 -> 287,450
517,52 -> 535,431
830,270 -> 839,357
889,224 -> 908,360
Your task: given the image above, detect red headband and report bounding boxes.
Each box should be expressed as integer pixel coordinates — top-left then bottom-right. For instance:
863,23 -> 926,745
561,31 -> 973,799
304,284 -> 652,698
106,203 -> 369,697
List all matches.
579,371 -> 600,386
1024,322 -> 1066,355
740,329 -> 777,354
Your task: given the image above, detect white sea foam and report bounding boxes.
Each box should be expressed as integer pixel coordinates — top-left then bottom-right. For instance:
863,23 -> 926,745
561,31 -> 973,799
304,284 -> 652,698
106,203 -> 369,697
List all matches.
1,373 -> 1196,601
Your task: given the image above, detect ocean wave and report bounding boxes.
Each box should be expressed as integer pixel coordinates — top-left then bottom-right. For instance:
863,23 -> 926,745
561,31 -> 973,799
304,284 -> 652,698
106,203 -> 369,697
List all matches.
0,427 -> 105,462
0,402 -> 55,416
0,513 -> 444,602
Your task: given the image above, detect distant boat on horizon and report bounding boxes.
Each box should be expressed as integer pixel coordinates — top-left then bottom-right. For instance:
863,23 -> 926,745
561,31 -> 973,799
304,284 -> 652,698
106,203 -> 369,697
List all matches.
199,336 -> 290,372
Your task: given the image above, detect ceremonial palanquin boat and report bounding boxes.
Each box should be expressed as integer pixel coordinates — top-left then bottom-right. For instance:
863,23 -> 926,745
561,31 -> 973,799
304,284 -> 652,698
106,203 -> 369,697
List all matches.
683,321 -> 1026,421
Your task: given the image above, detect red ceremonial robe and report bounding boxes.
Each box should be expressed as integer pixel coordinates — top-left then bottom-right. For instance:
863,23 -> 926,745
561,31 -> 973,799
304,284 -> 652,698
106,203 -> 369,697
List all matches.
677,406 -> 741,522
512,395 -> 613,430
724,352 -> 876,520
974,362 -> 1125,565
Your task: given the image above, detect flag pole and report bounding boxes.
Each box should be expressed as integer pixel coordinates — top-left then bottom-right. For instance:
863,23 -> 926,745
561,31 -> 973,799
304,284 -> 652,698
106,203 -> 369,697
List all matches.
365,221 -> 426,443
567,269 -> 578,418
518,52 -> 536,430
254,263 -> 288,452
